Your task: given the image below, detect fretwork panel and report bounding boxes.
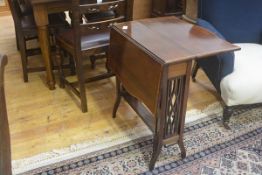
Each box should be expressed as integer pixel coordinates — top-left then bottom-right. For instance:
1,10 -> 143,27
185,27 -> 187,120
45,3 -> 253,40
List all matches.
164,76 -> 185,139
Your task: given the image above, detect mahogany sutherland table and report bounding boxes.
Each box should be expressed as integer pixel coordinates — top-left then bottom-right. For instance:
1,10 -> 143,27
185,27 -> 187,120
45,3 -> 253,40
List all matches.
108,16 -> 240,170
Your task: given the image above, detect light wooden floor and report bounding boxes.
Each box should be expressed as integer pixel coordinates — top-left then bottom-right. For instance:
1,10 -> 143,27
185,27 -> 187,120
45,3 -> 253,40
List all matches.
0,15 -> 220,160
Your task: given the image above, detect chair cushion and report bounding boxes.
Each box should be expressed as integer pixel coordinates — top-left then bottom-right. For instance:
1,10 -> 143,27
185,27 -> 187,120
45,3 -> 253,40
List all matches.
196,19 -> 235,92
220,43 -> 262,106
57,29 -> 110,50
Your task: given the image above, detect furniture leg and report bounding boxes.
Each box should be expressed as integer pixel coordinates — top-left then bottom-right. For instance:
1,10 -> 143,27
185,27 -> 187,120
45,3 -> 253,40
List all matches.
149,133 -> 163,171
18,34 -> 28,82
15,28 -> 19,50
177,61 -> 192,159
149,68 -> 168,171
33,4 -> 55,90
75,56 -> 87,113
105,51 -> 111,73
90,55 -> 96,69
55,45 -> 65,88
178,139 -> 186,158
69,54 -> 76,75
191,61 -> 199,82
112,77 -> 122,118
223,106 -> 233,130
38,26 -> 55,89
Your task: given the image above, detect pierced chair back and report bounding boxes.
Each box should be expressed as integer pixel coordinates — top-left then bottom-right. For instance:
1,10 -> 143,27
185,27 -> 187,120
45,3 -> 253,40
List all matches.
71,0 -> 131,55
0,55 -> 11,175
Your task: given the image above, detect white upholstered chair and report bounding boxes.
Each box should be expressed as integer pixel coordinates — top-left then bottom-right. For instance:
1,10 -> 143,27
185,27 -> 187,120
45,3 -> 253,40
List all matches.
184,0 -> 262,128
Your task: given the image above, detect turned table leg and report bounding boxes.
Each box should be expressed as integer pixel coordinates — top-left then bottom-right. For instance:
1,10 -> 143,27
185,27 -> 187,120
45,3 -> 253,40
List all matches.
32,4 -> 55,90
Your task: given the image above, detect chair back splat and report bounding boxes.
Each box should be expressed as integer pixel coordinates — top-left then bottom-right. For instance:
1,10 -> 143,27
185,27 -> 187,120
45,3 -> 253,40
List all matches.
71,0 -> 133,54
0,54 -> 12,175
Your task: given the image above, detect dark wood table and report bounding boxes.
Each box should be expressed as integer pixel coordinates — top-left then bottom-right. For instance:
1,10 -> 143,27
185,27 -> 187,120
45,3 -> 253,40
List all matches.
108,16 -> 240,170
30,0 -> 133,90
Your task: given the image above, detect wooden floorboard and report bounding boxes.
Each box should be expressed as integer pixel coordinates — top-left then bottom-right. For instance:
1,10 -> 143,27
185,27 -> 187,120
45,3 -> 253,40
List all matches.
0,15 -> 220,160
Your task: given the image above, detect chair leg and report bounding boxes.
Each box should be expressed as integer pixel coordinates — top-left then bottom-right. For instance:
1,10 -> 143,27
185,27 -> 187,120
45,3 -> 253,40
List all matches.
223,106 -> 233,130
90,55 -> 96,69
18,34 -> 28,82
191,62 -> 199,82
112,77 -> 122,118
69,54 -> 76,75
105,51 -> 111,73
55,45 -> 65,88
75,56 -> 88,113
15,29 -> 20,51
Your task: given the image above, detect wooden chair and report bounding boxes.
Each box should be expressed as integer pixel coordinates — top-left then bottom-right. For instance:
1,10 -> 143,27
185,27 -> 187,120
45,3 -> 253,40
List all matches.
55,0 -> 133,112
0,54 -> 12,175
8,0 -> 69,82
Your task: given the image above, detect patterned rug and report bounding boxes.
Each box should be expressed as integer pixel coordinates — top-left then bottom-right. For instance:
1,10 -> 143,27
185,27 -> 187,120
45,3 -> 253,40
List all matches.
17,105 -> 262,175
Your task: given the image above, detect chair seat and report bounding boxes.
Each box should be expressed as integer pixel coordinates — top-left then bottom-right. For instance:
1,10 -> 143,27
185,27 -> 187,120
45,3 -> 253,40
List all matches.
57,29 -> 110,51
221,43 -> 262,106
